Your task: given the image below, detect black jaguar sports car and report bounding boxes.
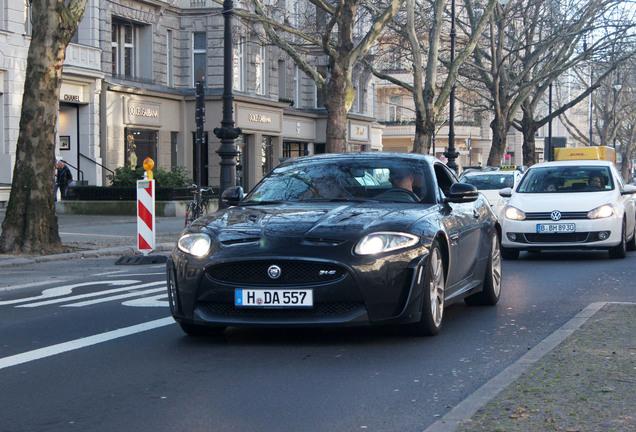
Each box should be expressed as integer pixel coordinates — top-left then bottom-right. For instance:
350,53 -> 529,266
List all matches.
166,153 -> 502,336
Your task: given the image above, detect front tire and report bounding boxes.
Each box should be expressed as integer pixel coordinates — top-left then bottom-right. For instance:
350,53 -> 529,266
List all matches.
466,231 -> 501,306
609,221 -> 627,259
411,241 -> 445,336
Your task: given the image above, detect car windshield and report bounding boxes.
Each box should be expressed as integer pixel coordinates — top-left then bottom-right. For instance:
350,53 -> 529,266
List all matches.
517,166 -> 613,193
461,173 -> 514,190
242,158 -> 434,204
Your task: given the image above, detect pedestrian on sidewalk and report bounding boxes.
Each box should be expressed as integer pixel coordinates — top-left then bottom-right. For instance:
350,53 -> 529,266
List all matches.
56,160 -> 73,200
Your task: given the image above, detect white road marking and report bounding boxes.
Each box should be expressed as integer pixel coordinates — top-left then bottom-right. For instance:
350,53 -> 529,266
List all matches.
0,317 -> 175,371
63,287 -> 166,307
0,279 -> 74,293
122,294 -> 169,308
0,280 -> 140,306
17,281 -> 162,308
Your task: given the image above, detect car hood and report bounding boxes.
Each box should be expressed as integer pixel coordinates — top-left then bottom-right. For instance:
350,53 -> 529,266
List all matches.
191,202 -> 438,242
509,191 -> 617,212
478,189 -> 503,206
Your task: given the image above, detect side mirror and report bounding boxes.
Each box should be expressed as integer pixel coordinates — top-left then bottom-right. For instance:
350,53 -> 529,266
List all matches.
621,185 -> 636,195
221,186 -> 244,206
445,182 -> 479,203
499,187 -> 513,198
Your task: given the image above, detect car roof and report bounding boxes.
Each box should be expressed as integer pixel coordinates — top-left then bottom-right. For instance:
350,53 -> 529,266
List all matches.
462,170 -> 516,177
281,152 -> 440,164
529,160 -> 614,169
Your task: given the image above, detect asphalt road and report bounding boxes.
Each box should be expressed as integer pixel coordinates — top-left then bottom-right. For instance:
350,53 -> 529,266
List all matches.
1,250 -> 635,432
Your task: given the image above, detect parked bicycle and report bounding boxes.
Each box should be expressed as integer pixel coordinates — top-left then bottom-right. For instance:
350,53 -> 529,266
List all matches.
185,184 -> 214,227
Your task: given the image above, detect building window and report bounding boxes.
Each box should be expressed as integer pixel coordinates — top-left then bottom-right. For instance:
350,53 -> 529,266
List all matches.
171,131 -> 178,167
233,37 -> 245,92
388,95 -> 400,122
255,46 -> 267,95
125,129 -> 157,169
278,60 -> 286,100
192,32 -> 206,86
112,21 -> 135,78
293,65 -> 300,108
167,30 -> 174,87
24,0 -> 32,35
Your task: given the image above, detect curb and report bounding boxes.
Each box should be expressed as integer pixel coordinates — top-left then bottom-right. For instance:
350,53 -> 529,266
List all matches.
0,242 -> 175,267
423,301 -> 612,432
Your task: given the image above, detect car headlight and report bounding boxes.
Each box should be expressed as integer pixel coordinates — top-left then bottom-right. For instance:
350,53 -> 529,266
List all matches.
588,204 -> 614,219
504,206 -> 526,221
354,232 -> 419,255
177,233 -> 212,257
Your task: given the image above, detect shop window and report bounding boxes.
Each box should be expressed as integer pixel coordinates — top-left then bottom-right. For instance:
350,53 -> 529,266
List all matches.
191,132 -> 209,186
192,32 -> 206,86
171,132 -> 178,167
261,136 -> 273,177
125,129 -> 157,169
236,135 -> 245,189
283,142 -> 308,158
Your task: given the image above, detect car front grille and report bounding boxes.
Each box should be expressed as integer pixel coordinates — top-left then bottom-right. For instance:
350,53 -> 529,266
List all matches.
207,260 -> 347,285
510,232 -> 606,243
201,301 -> 364,318
524,211 -> 589,221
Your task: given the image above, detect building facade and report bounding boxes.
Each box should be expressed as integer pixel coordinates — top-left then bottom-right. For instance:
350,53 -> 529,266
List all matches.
1,0 -> 380,193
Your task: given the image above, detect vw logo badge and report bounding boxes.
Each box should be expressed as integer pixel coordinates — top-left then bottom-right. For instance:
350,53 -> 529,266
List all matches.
550,210 -> 562,221
267,265 -> 282,279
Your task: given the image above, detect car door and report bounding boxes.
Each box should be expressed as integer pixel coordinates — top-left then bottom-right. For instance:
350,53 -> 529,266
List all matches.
611,165 -> 636,235
434,163 -> 483,293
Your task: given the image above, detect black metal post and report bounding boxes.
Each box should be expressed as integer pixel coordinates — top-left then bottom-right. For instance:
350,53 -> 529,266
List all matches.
214,0 -> 242,204
547,83 -> 552,161
195,80 -> 205,212
444,0 -> 459,172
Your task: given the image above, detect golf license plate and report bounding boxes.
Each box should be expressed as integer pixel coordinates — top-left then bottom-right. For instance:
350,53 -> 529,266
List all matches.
536,223 -> 575,233
235,289 -> 313,307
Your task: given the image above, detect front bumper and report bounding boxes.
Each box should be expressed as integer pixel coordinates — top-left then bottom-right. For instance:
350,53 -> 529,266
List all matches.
501,216 -> 623,250
166,247 -> 430,328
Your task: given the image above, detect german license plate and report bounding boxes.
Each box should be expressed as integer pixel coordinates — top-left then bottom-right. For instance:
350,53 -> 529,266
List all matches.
235,289 -> 313,307
537,223 -> 575,233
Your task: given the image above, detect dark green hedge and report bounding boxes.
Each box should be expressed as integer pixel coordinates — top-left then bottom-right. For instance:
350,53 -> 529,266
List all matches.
67,186 -> 200,201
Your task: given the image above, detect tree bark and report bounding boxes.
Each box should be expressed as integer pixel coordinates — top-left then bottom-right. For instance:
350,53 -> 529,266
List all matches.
0,0 -> 86,254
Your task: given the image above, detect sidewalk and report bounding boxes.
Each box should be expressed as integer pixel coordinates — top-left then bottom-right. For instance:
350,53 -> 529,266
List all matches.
0,208 -> 184,266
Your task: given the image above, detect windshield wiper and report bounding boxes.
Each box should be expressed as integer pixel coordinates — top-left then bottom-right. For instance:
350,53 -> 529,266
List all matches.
239,200 -> 286,206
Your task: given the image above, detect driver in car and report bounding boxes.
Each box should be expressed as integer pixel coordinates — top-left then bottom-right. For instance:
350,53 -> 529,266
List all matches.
389,168 -> 415,192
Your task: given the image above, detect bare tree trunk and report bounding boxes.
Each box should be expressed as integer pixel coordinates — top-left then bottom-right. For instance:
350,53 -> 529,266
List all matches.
520,108 -> 538,166
0,0 -> 86,254
487,115 -> 507,166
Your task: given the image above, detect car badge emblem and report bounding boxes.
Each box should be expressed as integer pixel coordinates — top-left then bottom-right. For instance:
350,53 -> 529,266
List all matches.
550,210 -> 562,221
267,265 -> 282,279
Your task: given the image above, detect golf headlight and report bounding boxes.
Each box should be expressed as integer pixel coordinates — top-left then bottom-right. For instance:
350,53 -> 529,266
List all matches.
178,233 -> 212,257
504,206 -> 526,221
354,232 -> 419,255
588,204 -> 614,219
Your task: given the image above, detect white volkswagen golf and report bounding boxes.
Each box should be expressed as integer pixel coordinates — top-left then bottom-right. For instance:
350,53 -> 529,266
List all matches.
500,160 -> 636,259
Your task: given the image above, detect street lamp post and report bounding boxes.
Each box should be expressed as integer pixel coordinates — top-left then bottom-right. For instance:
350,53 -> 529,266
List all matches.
214,0 -> 242,204
613,72 -> 621,149
444,0 -> 459,172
